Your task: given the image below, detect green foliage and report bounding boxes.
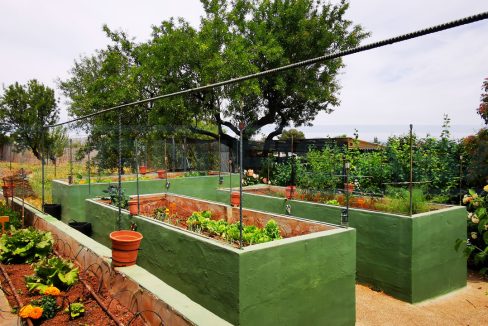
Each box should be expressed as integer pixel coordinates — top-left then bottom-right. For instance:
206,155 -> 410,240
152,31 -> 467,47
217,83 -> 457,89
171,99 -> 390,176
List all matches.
459,188 -> 488,275
59,0 -> 368,169
0,79 -> 59,161
375,187 -> 429,215
300,146 -> 342,191
279,129 -> 305,140
65,302 -> 85,319
31,296 -> 59,320
26,257 -> 79,291
0,202 -> 21,229
186,211 -> 282,245
477,77 -> 488,125
102,185 -> 129,209
0,227 -> 53,264
326,199 -> 340,206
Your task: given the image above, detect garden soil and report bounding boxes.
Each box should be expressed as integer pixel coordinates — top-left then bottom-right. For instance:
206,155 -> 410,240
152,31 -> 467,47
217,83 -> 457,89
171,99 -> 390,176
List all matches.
0,263 -> 144,325
357,271 -> 488,325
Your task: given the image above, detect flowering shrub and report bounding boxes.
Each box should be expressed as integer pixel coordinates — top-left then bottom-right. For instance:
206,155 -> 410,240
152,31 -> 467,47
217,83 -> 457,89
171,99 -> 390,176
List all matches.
243,169 -> 260,186
457,187 -> 488,275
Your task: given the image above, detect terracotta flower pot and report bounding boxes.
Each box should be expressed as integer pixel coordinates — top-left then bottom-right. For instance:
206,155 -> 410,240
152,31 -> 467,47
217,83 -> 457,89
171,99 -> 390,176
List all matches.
285,186 -> 296,200
231,192 -> 240,207
128,200 -> 138,215
344,183 -> 354,193
139,166 -> 147,175
109,230 -> 143,267
157,169 -> 166,179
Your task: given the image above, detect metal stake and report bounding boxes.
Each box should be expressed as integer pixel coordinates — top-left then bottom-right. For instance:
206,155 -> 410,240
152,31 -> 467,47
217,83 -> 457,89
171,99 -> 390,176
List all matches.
87,148 -> 91,194
41,128 -> 45,211
409,124 -> 413,217
239,122 -> 244,249
117,112 -> 122,230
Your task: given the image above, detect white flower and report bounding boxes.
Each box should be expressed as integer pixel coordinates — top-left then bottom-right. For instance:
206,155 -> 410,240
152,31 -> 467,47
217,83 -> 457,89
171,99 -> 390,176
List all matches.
471,216 -> 479,224
471,232 -> 478,239
468,212 -> 473,218
253,174 -> 258,179
268,181 -> 271,185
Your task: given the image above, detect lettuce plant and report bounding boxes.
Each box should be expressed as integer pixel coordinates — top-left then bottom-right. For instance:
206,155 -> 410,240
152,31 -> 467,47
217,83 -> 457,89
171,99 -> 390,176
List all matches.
0,227 -> 53,263
26,256 -> 79,292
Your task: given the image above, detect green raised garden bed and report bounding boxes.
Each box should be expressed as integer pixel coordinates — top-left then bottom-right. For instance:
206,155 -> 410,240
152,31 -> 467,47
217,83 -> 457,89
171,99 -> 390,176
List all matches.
52,177 -> 467,304
85,196 -> 356,326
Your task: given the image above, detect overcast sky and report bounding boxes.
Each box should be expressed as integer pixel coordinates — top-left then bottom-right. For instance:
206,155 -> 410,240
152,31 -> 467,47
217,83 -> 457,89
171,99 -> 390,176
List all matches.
1,0 -> 487,141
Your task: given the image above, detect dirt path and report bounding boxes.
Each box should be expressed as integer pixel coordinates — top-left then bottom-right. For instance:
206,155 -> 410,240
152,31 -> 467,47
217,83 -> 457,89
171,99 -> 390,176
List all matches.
357,272 -> 488,325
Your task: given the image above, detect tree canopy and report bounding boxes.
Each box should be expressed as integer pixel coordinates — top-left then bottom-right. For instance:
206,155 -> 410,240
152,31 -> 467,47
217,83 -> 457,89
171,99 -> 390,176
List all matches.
477,77 -> 488,124
59,0 -> 368,166
0,80 -> 59,160
279,128 -> 305,140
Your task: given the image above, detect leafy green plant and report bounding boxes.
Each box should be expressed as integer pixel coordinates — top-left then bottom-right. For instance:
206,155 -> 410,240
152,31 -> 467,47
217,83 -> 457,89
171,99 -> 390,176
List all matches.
0,227 -> 53,263
0,202 -> 21,229
375,187 -> 429,215
326,199 -> 340,206
65,302 -> 85,319
186,211 -> 282,245
26,257 -> 79,292
456,188 -> 488,275
31,295 -> 59,319
102,185 -> 129,209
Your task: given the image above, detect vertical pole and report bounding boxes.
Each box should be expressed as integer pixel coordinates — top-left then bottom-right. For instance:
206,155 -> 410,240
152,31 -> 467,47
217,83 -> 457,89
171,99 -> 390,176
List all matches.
117,112 -> 122,230
409,124 -> 413,217
459,155 -> 463,205
172,136 -> 176,172
9,143 -> 12,170
41,128 -> 45,211
69,139 -> 73,184
87,148 -> 91,194
218,134 -> 221,180
135,139 -> 140,215
239,123 -> 244,249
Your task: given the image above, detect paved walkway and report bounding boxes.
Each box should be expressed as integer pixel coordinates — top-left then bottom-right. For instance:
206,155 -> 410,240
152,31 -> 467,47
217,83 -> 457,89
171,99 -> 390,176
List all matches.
357,273 -> 488,325
0,289 -> 18,326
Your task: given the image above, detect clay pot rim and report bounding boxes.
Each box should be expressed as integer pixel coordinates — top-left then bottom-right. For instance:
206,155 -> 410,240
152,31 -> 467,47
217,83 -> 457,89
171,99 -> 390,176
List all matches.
110,230 -> 143,242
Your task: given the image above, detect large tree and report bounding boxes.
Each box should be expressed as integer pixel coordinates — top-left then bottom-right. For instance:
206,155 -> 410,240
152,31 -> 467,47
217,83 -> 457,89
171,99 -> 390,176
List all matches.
0,80 -> 59,160
60,0 -> 368,165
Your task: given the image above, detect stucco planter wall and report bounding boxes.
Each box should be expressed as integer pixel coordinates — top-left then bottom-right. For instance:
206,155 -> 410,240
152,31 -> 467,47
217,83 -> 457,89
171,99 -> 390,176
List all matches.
85,197 -> 356,326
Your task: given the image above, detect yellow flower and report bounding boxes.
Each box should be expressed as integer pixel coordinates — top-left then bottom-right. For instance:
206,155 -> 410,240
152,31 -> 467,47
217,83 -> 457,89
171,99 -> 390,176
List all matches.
19,305 -> 34,318
43,286 -> 61,296
471,232 -> 478,240
484,185 -> 488,192
462,196 -> 472,204
29,306 -> 43,319
165,208 -> 170,215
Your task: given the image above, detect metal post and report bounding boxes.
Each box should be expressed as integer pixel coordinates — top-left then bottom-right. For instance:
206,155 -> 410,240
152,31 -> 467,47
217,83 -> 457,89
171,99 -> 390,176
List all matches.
135,139 -> 140,215
172,136 -> 176,172
342,159 -> 350,227
117,112 -> 122,230
239,122 -> 244,249
41,128 -> 45,211
409,124 -> 413,216
69,139 -> 73,184
229,159 -> 232,204
9,143 -> 12,170
459,155 -> 463,205
87,148 -> 91,194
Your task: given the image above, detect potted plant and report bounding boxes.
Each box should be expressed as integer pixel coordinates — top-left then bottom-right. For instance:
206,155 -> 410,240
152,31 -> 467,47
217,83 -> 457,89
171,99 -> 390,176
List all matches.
231,192 -> 240,207
285,185 -> 296,200
157,169 -> 166,179
109,230 -> 143,267
127,200 -> 138,215
139,166 -> 147,175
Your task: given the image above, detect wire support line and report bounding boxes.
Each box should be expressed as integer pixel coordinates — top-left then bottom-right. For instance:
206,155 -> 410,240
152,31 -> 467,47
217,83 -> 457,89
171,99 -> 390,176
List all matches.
45,11 -> 488,129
